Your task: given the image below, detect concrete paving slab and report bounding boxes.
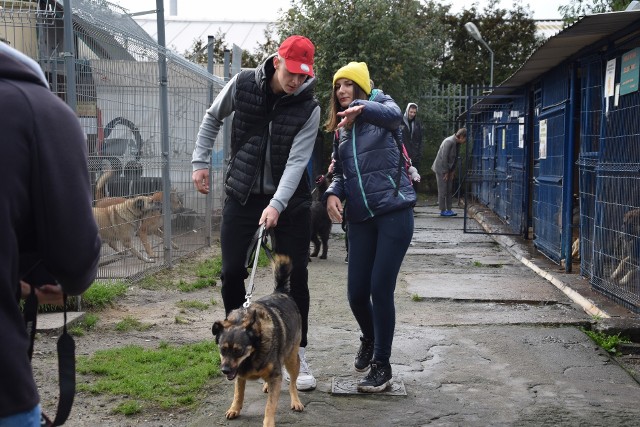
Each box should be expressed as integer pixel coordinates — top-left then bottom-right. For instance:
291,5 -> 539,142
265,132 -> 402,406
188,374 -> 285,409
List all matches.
36,311 -> 85,333
405,272 -> 568,302
396,300 -> 589,327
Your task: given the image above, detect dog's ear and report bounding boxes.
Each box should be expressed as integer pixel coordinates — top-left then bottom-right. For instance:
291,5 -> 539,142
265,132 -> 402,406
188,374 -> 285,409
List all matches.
212,320 -> 224,343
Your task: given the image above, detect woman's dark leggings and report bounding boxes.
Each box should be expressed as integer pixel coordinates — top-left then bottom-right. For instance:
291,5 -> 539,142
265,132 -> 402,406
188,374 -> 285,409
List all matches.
220,195 -> 311,347
347,207 -> 414,364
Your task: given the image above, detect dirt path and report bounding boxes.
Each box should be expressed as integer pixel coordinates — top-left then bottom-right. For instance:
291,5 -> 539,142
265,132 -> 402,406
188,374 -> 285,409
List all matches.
30,218 -> 640,426
32,233 -> 354,426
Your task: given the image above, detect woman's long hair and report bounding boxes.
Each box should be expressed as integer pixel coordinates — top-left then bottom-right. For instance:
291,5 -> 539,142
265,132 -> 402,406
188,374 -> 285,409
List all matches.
324,80 -> 368,132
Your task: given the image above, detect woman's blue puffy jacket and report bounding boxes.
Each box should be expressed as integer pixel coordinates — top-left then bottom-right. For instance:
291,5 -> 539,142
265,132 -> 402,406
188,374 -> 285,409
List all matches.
324,89 -> 416,223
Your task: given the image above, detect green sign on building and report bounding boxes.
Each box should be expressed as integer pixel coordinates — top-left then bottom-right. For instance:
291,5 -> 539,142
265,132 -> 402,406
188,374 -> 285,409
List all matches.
620,47 -> 640,96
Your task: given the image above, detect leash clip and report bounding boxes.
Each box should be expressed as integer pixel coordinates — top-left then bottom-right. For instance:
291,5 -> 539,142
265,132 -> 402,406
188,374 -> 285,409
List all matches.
243,293 -> 252,308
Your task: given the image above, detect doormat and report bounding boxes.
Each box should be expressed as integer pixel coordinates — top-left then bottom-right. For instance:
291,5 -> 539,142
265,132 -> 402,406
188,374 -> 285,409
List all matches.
330,376 -> 406,396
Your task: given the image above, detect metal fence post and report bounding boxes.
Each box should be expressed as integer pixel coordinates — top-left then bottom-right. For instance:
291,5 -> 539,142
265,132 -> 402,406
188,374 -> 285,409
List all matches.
63,0 -> 77,112
156,0 -> 173,267
205,35 -> 215,247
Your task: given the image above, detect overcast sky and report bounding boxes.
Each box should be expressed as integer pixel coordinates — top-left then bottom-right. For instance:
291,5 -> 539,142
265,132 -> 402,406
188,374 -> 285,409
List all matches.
109,0 -> 563,21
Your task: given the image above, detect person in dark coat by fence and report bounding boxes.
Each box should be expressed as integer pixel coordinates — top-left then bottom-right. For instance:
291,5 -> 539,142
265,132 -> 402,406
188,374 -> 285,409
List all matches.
0,42 -> 101,426
431,128 -> 467,217
400,102 -> 423,191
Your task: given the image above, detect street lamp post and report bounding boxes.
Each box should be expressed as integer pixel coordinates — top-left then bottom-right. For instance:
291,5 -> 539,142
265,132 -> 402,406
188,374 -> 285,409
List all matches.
464,22 -> 494,88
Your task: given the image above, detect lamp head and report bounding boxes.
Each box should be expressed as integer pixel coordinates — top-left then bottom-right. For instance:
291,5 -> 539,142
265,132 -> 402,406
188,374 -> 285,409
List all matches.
464,22 -> 483,42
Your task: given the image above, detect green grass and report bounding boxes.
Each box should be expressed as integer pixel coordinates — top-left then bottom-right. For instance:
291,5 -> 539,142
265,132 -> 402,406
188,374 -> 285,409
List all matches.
114,400 -> 142,416
76,341 -> 220,414
175,315 -> 191,324
411,293 -> 424,302
177,278 -> 215,292
82,281 -> 128,310
582,329 -> 631,355
195,258 -> 222,280
472,261 -> 503,268
115,316 -> 153,332
137,256 -> 222,291
70,313 -> 99,336
176,300 -> 209,311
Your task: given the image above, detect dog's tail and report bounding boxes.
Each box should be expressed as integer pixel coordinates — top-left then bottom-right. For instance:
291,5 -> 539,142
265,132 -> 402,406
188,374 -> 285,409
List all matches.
272,254 -> 292,294
95,169 -> 114,202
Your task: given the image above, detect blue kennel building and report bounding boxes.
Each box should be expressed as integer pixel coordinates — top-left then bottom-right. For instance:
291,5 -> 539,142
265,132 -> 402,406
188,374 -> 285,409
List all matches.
464,10 -> 640,312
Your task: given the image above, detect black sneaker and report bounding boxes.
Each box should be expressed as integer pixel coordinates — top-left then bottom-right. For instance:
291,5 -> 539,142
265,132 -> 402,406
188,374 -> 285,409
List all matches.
357,361 -> 392,392
354,336 -> 374,372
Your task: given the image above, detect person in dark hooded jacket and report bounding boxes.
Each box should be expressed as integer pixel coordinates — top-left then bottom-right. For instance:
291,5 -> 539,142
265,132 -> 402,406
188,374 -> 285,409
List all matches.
192,35 -> 320,391
0,43 -> 101,426
323,61 -> 415,393
400,102 -> 423,190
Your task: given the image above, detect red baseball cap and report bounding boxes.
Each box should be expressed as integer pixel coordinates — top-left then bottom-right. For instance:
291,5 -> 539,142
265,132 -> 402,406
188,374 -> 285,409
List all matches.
278,35 -> 315,77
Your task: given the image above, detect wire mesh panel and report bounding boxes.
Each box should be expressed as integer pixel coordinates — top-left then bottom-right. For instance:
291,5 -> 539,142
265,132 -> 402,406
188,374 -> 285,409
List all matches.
1,0 -> 225,280
507,97 -> 527,236
418,83 -> 470,199
577,55 -> 605,279
464,91 -> 527,236
591,85 -> 640,312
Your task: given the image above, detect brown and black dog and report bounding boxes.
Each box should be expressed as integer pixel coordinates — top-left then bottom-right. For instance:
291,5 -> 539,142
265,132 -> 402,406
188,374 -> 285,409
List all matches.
95,169 -> 183,259
93,195 -> 162,263
211,254 -> 304,427
611,208 -> 640,285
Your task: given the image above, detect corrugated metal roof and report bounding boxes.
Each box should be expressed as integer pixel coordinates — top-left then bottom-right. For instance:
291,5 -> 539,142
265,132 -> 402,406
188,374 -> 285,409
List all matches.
535,20 -> 564,39
494,10 -> 640,95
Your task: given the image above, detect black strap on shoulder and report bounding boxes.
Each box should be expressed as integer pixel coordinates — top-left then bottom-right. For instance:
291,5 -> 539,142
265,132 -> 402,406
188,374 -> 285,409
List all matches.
392,130 -> 404,197
24,288 -> 76,427
52,295 -> 75,427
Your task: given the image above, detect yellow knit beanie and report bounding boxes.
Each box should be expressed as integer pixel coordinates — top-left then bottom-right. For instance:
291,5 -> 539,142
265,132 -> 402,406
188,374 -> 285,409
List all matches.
333,62 -> 371,95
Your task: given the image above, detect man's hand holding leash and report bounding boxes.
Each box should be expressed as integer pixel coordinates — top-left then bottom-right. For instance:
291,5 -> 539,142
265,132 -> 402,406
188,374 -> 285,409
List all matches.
260,205 -> 280,229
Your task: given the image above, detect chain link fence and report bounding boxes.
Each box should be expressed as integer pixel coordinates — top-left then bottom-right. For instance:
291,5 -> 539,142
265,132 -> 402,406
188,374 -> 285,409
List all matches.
2,0 -> 225,280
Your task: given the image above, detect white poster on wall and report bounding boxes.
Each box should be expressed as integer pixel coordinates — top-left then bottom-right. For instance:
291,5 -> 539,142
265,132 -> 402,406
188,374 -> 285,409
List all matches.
539,119 -> 547,159
604,58 -> 616,114
518,117 -> 525,148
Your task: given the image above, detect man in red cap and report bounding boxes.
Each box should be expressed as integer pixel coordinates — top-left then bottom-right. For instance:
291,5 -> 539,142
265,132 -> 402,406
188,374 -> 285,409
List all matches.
192,35 -> 319,391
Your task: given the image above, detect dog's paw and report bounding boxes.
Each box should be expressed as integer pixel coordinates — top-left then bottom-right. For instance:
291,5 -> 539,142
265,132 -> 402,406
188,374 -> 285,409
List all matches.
320,254 -> 327,259
226,407 -> 242,419
291,399 -> 304,412
262,382 -> 269,393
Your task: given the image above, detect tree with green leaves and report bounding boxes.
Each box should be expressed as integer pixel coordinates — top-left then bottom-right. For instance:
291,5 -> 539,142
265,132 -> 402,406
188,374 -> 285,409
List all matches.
182,27 -> 271,69
277,0 -> 449,121
559,0 -> 630,24
440,0 -> 543,86
182,30 -> 229,66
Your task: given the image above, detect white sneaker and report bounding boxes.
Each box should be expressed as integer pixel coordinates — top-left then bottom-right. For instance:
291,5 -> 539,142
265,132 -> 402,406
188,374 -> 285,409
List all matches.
283,347 -> 316,391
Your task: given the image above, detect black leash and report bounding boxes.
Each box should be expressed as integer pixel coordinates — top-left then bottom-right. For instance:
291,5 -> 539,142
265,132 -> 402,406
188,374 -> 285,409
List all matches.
243,224 -> 275,308
24,285 -> 76,427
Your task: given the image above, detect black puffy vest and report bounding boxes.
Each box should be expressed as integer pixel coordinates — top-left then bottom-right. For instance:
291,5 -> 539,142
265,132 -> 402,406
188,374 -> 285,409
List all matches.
225,64 -> 318,207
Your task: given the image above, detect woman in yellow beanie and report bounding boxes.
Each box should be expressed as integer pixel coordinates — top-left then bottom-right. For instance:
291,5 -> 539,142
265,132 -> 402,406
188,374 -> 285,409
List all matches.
322,61 -> 416,393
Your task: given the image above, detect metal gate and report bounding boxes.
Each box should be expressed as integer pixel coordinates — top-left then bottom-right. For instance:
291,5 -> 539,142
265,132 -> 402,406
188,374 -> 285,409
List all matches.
463,90 -> 529,236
